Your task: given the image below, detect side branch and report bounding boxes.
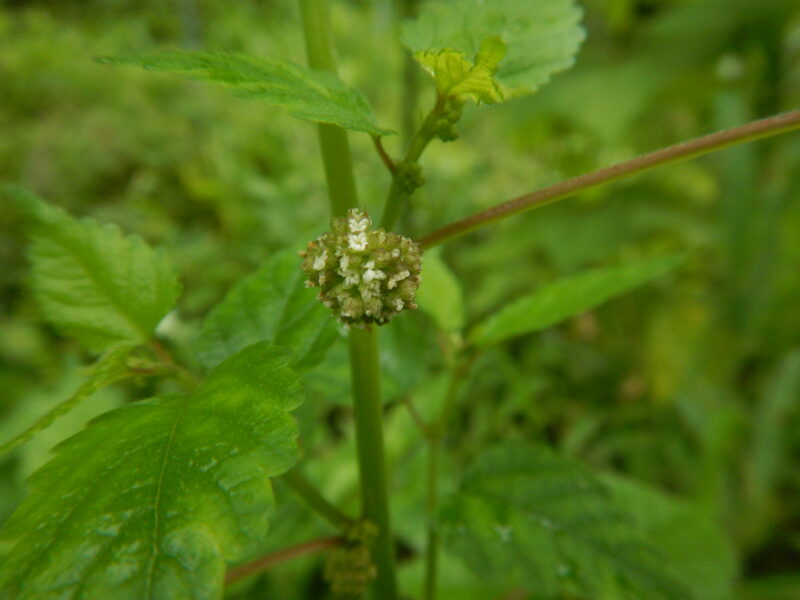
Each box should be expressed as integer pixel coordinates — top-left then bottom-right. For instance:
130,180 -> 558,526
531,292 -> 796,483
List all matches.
225,536 -> 340,585
417,109 -> 800,249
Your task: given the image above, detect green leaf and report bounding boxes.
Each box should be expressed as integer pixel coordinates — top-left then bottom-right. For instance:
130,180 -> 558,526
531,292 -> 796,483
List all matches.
6,186 -> 181,352
98,51 -> 393,136
416,248 -> 464,332
196,249 -> 339,371
415,36 -> 506,104
402,0 -> 585,97
0,343 -> 304,600
469,253 -> 686,347
0,344 -> 135,457
439,444 -> 694,600
599,474 -> 737,600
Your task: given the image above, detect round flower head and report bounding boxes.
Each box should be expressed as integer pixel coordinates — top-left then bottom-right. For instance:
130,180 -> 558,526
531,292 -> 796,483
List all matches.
301,208 -> 422,327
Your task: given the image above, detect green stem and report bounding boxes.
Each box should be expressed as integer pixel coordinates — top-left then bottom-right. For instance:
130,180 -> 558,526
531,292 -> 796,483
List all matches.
299,2 -> 398,598
379,95 -> 446,230
417,108 -> 800,249
281,469 -> 355,529
348,327 -> 398,599
299,0 -> 359,218
423,361 -> 471,600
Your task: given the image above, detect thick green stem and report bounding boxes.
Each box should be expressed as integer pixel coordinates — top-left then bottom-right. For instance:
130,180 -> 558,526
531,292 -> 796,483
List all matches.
281,469 -> 355,529
417,108 -> 800,249
349,327 -> 398,599
299,0 -> 359,218
299,2 -> 398,598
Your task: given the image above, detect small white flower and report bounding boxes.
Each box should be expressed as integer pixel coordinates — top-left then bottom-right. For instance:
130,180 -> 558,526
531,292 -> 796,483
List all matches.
312,250 -> 328,271
348,232 -> 368,251
387,269 -> 410,289
393,298 -> 404,311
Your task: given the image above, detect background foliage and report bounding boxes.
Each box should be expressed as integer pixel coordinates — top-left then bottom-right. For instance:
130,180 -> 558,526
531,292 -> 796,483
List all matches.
1,0 -> 800,598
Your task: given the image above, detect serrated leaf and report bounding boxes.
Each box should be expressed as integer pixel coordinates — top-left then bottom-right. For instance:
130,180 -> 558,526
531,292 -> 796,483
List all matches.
0,344 -> 135,457
196,249 -> 339,371
0,343 -> 303,600
469,253 -> 686,347
402,0 -> 585,97
439,444 -> 694,600
6,186 -> 181,352
415,36 -> 506,104
98,51 -> 393,136
416,248 -> 464,332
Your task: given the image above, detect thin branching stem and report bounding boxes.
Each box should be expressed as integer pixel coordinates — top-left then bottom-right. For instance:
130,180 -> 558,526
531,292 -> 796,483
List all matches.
225,536 -> 340,585
417,108 -> 800,249
281,469 -> 355,529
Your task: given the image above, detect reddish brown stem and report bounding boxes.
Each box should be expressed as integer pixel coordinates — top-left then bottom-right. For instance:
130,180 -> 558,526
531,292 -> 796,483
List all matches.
373,135 -> 397,174
225,536 -> 340,585
417,109 -> 800,249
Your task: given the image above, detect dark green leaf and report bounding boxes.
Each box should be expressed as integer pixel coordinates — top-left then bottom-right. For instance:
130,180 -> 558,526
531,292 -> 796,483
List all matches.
0,343 -> 304,600
402,0 -> 585,97
196,249 -> 339,371
439,444 -> 694,600
469,253 -> 686,347
98,51 -> 393,136
6,186 -> 181,352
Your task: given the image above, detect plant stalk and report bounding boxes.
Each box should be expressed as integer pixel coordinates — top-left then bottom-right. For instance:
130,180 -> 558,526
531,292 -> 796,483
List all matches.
281,468 -> 355,529
299,1 -> 399,598
417,108 -> 800,249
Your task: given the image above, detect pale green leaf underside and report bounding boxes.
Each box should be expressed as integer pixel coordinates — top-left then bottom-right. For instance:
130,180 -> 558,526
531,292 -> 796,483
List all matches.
0,343 -> 304,600
402,0 -> 585,96
98,51 -> 393,136
196,249 -> 339,371
440,445 -> 693,600
470,253 -> 686,347
415,36 -> 506,104
0,344 -> 135,457
416,248 -> 465,332
6,186 -> 181,352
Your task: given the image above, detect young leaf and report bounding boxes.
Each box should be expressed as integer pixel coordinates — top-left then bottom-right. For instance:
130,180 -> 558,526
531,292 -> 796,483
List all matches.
196,249 -> 339,371
0,343 -> 303,600
469,253 -> 686,347
416,248 -> 465,332
415,36 -> 506,104
439,444 -> 694,600
402,0 -> 585,97
98,51 -> 393,136
6,186 -> 181,352
0,344 -> 135,457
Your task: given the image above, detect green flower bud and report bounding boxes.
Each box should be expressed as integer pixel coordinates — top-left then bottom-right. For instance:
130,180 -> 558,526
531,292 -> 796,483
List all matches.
301,208 -> 422,327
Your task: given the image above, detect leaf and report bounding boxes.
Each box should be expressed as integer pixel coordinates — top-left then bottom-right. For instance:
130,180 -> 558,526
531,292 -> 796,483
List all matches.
599,474 -> 737,600
469,253 -> 686,347
415,36 -> 506,104
0,344 -> 135,457
0,343 -> 304,600
98,51 -> 393,136
196,249 -> 339,371
6,186 -> 181,352
416,248 -> 464,332
439,444 -> 694,600
402,0 -> 585,97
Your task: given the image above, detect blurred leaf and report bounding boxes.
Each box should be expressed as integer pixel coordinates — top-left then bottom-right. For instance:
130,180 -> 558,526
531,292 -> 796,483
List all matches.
0,343 -> 303,600
0,344 -> 134,457
599,473 -> 737,600
6,186 -> 181,352
469,253 -> 686,347
196,249 -> 339,371
416,248 -> 464,332
439,444 -> 693,599
415,36 -> 506,104
98,51 -> 393,136
402,0 -> 585,97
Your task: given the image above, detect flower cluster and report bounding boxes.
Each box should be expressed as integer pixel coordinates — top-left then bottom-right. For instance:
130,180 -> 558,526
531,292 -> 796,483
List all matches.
301,208 -> 422,327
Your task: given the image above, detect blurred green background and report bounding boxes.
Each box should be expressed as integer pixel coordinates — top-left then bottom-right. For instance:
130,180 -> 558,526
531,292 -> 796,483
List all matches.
1,0 -> 800,598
